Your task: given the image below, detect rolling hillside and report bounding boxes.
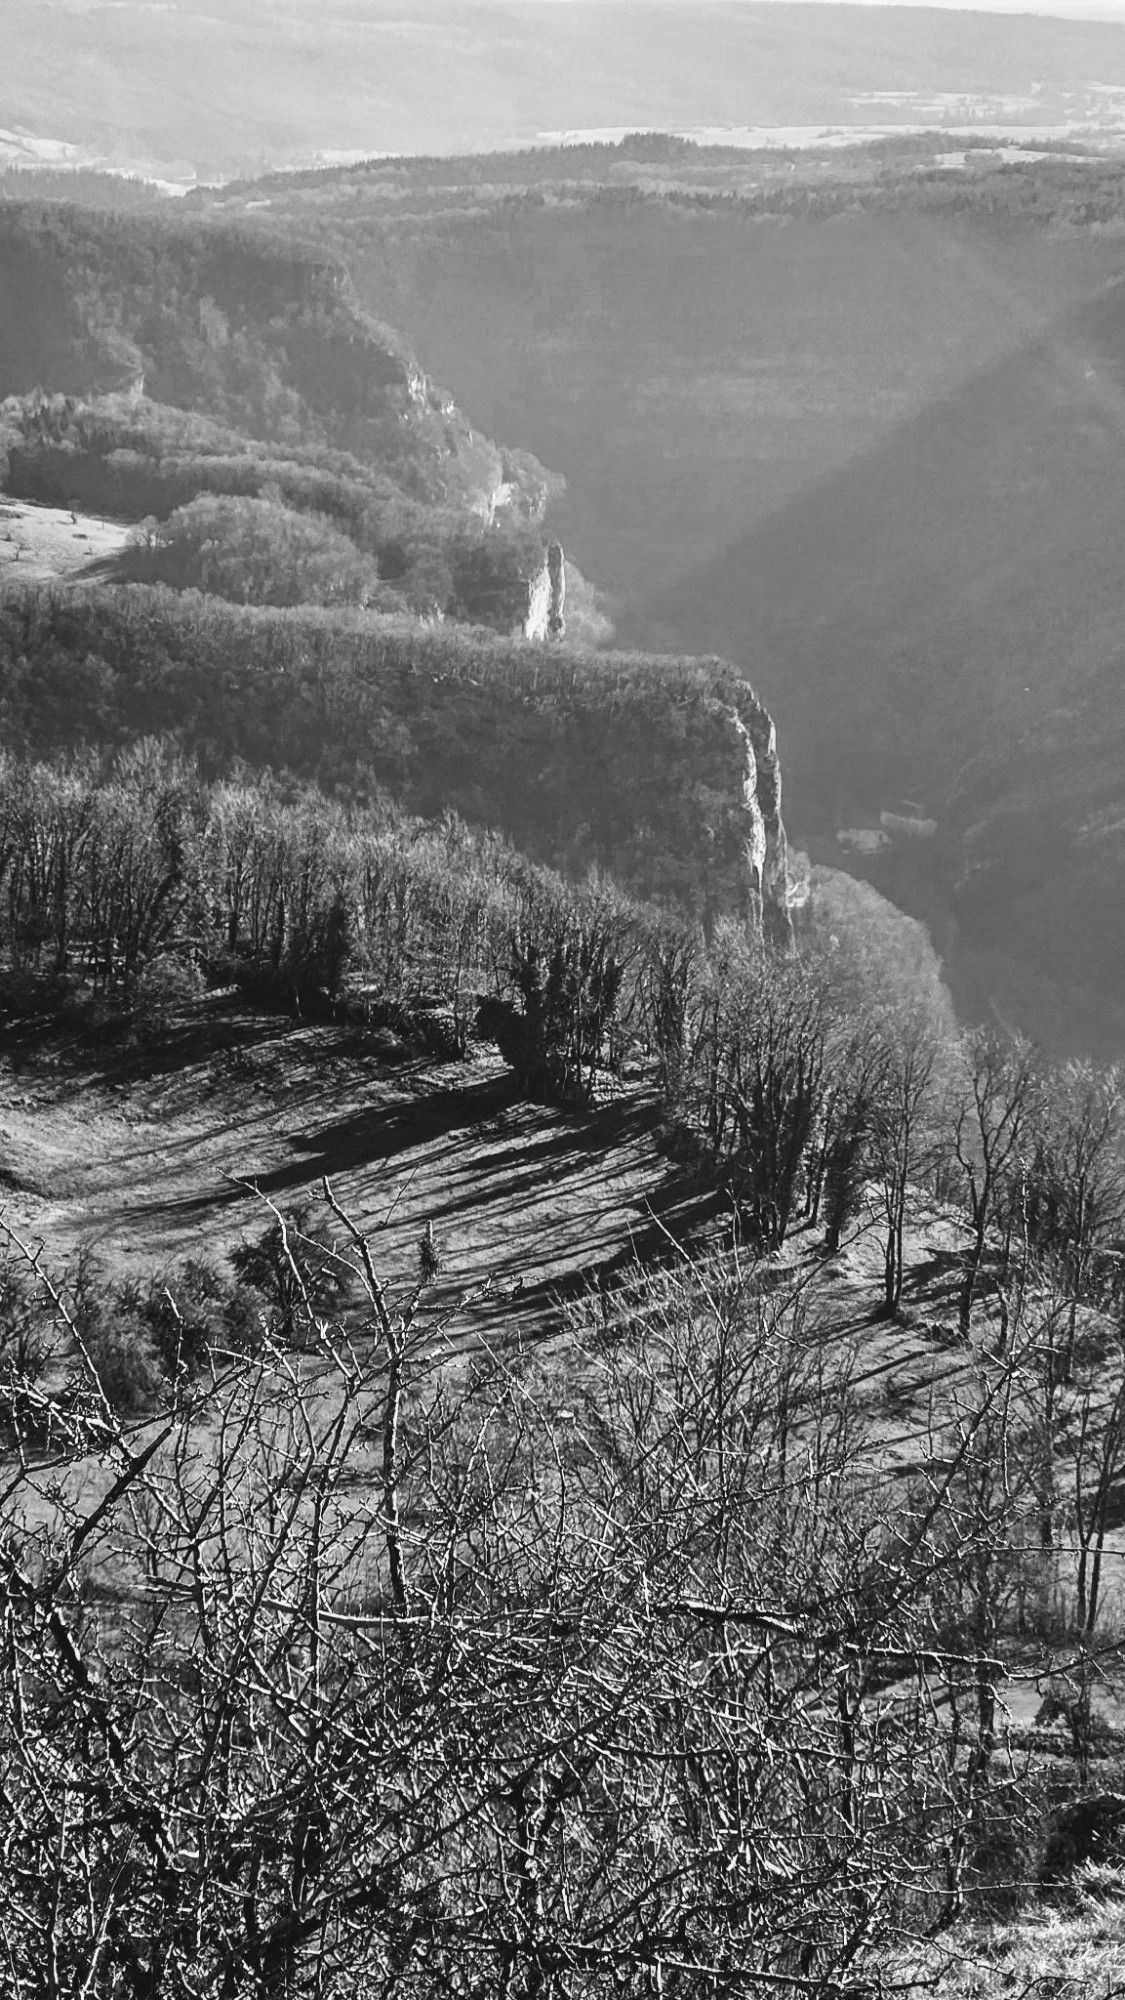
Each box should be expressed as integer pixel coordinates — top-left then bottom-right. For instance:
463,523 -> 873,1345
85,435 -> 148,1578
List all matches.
12,1 -> 1125,179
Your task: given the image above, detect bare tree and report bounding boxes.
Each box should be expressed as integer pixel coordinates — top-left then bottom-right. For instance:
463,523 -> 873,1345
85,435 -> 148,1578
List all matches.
0,1199 -> 1053,1995
953,1029 -> 1038,1341
871,1024 -> 938,1318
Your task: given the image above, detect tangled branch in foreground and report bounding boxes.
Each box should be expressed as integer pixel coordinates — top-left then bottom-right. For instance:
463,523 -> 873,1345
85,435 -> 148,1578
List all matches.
0,1194 -> 1112,1997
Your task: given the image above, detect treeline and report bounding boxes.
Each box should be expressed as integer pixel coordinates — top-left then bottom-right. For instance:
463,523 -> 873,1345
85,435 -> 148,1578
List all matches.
0,166 -> 168,212
662,924 -> 1125,1349
0,743 -> 768,1112
663,157 -> 1125,230
0,585 -> 759,913
263,154 -> 1125,246
1,391 -> 553,627
0,743 -> 665,1087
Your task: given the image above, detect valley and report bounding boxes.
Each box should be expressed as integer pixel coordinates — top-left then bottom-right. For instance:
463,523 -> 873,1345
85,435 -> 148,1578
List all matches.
196,139 -> 1125,1049
13,2 -> 1125,177
5,103 -> 1125,1997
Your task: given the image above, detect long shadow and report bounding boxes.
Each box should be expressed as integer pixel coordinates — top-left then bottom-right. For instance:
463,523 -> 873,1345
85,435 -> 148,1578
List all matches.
286,1071 -> 518,1165
126,1069 -> 524,1221
404,1133 -> 646,1226
0,998 -> 301,1089
212,1079 -> 654,1215
471,1171 -> 733,1336
437,1095 -> 657,1181
906,1246 -> 966,1306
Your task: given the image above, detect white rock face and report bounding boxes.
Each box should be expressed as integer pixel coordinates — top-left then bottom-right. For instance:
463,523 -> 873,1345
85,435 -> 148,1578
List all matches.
522,555 -> 552,641
837,827 -> 890,854
879,809 -> 937,839
519,542 -> 566,642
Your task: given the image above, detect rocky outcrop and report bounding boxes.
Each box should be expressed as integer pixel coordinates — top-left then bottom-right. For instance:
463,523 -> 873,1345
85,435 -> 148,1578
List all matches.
728,695 -> 790,946
521,541 -> 567,642
522,552 -> 552,641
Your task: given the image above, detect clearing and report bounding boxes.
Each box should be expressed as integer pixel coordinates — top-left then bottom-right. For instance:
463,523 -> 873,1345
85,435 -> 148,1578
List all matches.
0,497 -> 131,584
0,1007 -> 712,1344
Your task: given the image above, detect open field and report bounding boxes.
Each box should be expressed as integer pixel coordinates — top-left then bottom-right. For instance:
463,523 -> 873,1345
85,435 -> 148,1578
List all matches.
0,496 -> 130,584
0,1007 -> 711,1343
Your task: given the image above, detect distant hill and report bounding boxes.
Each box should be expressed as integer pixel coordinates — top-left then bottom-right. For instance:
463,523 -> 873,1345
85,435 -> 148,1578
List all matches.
12,2 -> 1125,178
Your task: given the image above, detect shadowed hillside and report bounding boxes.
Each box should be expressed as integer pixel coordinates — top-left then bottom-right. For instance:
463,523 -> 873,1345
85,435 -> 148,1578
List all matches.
618,273 -> 1125,1036
230,189 -> 1125,606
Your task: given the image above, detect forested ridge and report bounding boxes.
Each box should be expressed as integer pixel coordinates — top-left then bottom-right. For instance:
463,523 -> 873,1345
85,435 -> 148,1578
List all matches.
0,583 -> 778,918
0,200 -> 579,635
0,202 -> 513,493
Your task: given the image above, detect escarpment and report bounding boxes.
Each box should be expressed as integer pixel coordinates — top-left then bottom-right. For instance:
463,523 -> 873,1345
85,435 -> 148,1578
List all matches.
0,591 -> 791,942
729,697 -> 790,947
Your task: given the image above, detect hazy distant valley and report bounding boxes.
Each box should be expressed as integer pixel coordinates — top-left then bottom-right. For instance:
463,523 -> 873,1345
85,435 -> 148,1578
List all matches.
14,0 -> 1125,179
183,137 -> 1125,1049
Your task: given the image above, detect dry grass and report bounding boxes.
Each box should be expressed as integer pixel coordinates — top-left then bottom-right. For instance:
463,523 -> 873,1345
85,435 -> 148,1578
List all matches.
0,498 -> 130,584
895,1884 -> 1125,1996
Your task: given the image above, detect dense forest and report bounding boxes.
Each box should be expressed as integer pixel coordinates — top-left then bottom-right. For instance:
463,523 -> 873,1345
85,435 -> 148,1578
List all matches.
0,201 -> 605,637
0,203 -> 536,504
0,391 -> 546,622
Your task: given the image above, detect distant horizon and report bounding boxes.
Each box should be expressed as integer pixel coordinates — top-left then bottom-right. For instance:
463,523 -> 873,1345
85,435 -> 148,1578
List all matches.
17,0 -> 1125,181
47,0 -> 1125,16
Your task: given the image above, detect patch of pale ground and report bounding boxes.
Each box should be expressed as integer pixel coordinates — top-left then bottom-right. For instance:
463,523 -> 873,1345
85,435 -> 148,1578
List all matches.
893,1893 -> 1125,1996
0,497 -> 131,584
0,1013 -> 699,1345
4,1003 -> 1125,1630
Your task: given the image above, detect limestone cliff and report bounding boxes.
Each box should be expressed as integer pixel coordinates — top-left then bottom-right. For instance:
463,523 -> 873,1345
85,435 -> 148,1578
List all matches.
520,540 -> 568,642
350,643 -> 792,941
547,542 -> 566,640
728,695 -> 790,946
